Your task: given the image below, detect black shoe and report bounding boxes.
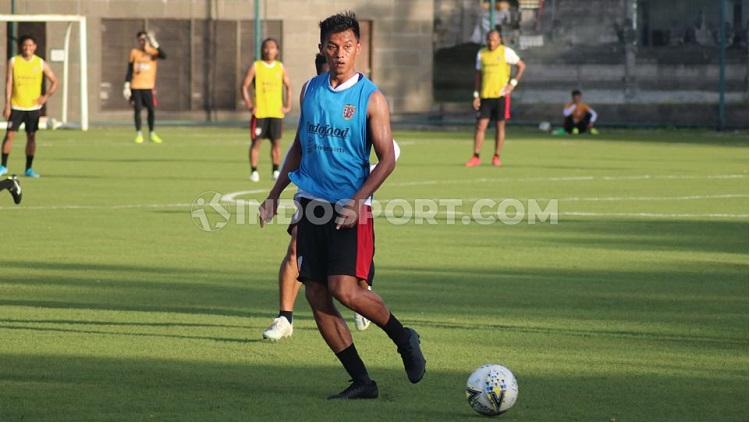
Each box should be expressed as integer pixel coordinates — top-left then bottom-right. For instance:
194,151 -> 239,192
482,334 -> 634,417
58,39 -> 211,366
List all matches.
398,328 -> 426,383
8,175 -> 22,205
327,380 -> 379,400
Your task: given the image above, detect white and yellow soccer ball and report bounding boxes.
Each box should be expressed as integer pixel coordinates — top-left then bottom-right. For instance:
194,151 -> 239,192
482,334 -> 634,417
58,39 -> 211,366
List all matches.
465,364 -> 518,416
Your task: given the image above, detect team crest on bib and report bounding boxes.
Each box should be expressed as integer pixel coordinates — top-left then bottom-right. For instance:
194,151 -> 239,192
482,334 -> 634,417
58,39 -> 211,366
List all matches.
343,104 -> 356,120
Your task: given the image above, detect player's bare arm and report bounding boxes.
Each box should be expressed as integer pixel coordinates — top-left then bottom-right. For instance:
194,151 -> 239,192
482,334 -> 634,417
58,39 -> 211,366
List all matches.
504,59 -> 525,96
473,69 -> 482,111
3,59 -> 13,119
258,81 -> 308,226
241,64 -> 256,113
336,90 -> 395,229
37,62 -> 58,106
281,67 -> 292,114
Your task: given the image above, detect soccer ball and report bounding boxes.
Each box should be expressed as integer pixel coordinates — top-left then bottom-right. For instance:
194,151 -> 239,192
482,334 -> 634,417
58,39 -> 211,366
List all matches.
465,364 -> 518,416
538,121 -> 551,132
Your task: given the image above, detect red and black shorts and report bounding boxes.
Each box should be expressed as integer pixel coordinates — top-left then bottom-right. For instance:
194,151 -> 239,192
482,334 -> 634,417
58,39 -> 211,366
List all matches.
250,116 -> 283,141
295,198 -> 375,285
477,96 -> 511,122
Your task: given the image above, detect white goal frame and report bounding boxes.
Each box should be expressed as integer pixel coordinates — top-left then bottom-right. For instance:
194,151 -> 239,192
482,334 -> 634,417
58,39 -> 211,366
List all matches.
0,14 -> 89,131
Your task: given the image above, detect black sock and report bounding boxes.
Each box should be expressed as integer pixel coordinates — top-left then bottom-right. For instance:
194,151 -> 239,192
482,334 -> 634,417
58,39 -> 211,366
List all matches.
378,313 -> 410,349
251,166 -> 258,173
25,155 -> 34,170
473,152 -> 480,158
272,164 -> 279,172
278,310 -> 293,324
1,153 -> 7,167
335,344 -> 371,384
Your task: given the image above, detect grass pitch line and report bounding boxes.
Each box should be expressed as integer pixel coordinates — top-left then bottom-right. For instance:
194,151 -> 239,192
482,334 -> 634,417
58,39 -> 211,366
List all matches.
391,173 -> 747,187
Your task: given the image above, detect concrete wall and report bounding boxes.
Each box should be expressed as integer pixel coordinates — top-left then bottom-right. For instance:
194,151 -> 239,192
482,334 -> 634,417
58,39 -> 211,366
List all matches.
1,0 -> 434,125
433,0 -> 749,128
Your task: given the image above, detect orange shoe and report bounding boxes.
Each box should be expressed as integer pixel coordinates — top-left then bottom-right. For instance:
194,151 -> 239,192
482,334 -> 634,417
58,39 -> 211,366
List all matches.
492,155 -> 502,167
464,156 -> 481,167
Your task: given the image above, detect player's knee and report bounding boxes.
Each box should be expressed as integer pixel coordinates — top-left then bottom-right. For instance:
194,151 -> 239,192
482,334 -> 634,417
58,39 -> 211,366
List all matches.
328,281 -> 357,308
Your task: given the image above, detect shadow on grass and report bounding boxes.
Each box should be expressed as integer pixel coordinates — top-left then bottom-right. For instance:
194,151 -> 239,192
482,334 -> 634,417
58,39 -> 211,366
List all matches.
0,353 -> 745,421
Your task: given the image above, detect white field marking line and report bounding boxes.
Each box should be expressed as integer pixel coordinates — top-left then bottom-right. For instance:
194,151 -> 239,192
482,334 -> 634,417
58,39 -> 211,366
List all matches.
219,189 -> 266,205
374,193 -> 749,202
389,173 -> 747,187
405,210 -> 748,219
0,203 -> 194,211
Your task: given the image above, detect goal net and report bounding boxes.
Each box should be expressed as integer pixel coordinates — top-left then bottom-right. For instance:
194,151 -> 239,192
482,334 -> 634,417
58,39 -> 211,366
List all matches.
0,14 -> 89,131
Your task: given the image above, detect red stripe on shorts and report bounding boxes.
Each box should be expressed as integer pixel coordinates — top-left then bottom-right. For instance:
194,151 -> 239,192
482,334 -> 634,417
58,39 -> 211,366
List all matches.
504,95 -> 511,120
355,206 -> 374,281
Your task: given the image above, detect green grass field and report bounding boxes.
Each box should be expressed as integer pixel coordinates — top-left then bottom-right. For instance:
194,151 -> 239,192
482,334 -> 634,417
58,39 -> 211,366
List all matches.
0,126 -> 747,421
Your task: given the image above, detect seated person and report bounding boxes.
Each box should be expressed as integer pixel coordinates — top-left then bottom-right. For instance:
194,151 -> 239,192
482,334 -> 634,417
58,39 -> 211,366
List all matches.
563,89 -> 599,135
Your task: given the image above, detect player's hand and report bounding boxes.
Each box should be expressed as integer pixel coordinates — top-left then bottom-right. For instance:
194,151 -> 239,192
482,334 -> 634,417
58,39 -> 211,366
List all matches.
503,84 -> 515,96
3,104 -> 10,120
472,97 -> 480,111
122,82 -> 132,101
335,200 -> 360,230
245,100 -> 254,114
146,31 -> 160,49
36,95 -> 49,106
258,197 -> 278,228
281,105 -> 291,114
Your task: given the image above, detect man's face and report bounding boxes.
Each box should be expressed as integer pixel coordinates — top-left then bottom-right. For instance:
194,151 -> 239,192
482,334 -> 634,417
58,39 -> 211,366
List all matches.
137,34 -> 147,48
486,32 -> 501,50
573,94 -> 582,103
320,29 -> 360,76
263,41 -> 279,61
20,39 -> 36,57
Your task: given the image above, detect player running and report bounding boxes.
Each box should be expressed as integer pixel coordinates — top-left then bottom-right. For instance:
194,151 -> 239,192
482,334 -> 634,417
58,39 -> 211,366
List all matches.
465,30 -> 525,168
1,35 -> 58,178
241,38 -> 292,182
259,12 -> 425,400
261,54 -> 402,341
123,31 -> 166,144
0,175 -> 22,204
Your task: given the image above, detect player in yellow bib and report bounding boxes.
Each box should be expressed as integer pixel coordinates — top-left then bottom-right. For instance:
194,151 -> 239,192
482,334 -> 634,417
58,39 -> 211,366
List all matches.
465,30 -> 525,168
123,31 -> 166,144
1,35 -> 58,178
241,38 -> 292,182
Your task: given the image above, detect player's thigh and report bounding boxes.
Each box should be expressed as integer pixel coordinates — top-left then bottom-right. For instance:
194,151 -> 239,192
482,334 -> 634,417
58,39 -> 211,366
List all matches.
6,109 -> 25,134
24,110 -> 40,134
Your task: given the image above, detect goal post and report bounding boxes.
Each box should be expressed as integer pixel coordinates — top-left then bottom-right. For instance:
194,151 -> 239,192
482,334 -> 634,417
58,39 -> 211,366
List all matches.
0,14 -> 89,131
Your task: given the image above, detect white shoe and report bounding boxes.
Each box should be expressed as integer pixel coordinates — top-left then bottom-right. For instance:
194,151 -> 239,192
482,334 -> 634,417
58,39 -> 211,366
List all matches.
262,317 -> 293,340
354,313 -> 371,331
272,170 -> 280,180
250,171 -> 260,182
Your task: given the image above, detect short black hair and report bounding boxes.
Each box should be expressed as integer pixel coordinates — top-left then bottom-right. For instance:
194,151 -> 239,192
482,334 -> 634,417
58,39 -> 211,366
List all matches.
136,31 -> 147,38
319,11 -> 360,43
572,89 -> 582,97
18,34 -> 36,46
314,53 -> 327,74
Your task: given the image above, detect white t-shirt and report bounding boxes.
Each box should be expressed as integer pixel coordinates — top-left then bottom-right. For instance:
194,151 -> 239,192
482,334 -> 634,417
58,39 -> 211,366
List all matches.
475,46 -> 521,70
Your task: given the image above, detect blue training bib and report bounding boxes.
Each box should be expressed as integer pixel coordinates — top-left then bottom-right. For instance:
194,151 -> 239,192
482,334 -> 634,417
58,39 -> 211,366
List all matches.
289,73 -> 377,203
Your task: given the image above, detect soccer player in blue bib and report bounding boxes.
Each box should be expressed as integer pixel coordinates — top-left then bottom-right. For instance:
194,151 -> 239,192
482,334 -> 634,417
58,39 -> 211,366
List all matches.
259,12 -> 426,399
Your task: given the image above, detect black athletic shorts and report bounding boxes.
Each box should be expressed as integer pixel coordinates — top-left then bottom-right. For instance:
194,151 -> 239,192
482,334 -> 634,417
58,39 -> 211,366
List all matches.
477,97 -> 511,122
295,198 -> 375,285
131,89 -> 154,109
251,116 -> 282,141
7,109 -> 41,133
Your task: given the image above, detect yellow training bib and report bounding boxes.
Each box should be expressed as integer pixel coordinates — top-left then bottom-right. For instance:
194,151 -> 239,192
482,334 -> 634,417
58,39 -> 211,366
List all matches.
478,47 -> 510,99
11,55 -> 44,110
253,60 -> 284,118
